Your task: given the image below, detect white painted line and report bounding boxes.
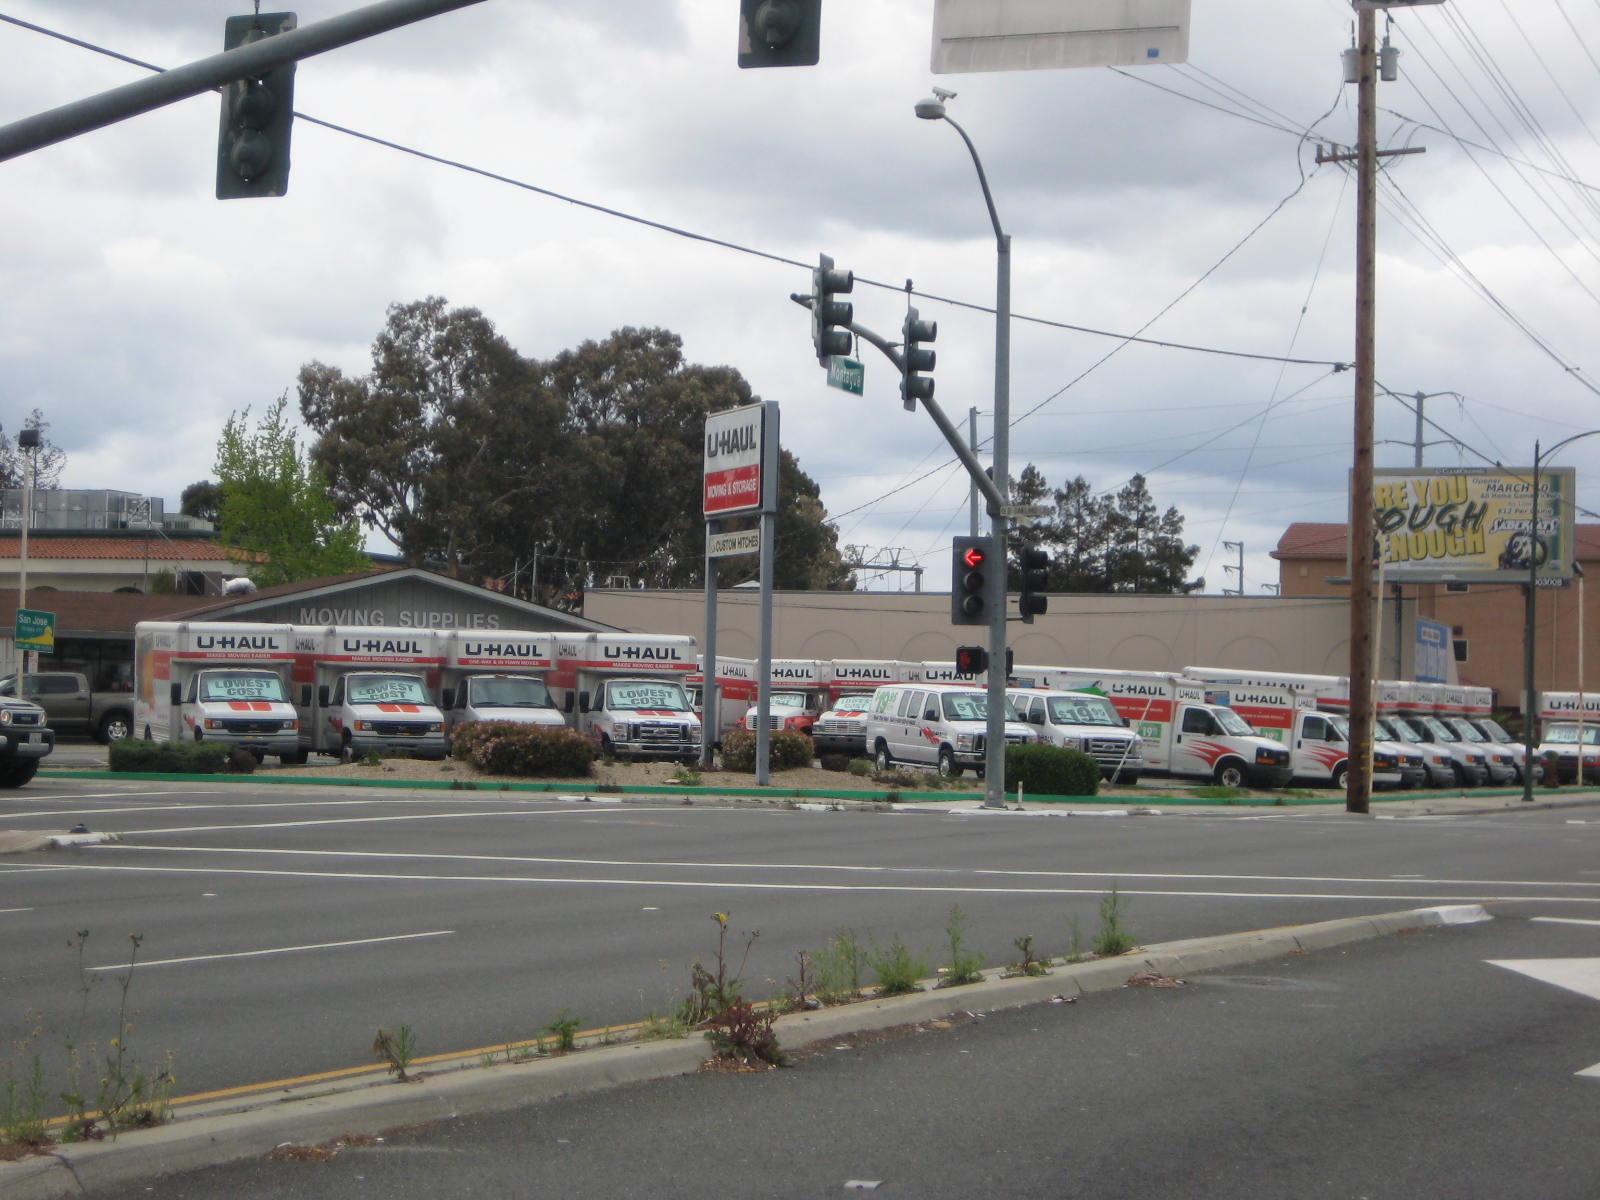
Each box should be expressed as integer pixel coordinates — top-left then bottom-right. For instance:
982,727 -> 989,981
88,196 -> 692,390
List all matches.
132,806 -> 684,836
1532,917 -> 1600,927
79,843 -> 1600,895
34,861 -> 1600,904
88,929 -> 455,971
1487,957 -> 1600,1003
0,906 -> 33,914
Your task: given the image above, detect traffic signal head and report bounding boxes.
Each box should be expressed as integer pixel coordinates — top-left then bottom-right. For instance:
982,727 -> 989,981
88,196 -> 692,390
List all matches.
901,307 -> 937,411
738,0 -> 821,68
1018,546 -> 1050,623
811,253 -> 854,364
951,535 -> 993,626
954,645 -> 988,678
217,13 -> 296,199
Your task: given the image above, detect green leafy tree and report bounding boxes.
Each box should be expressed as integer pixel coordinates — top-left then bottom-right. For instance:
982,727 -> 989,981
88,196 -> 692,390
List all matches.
1012,466 -> 1198,594
298,303 -> 851,603
0,410 -> 67,491
179,480 -> 222,523
214,394 -> 369,586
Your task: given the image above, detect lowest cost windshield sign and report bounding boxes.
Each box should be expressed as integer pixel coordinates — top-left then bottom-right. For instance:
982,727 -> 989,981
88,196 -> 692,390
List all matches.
703,403 -> 767,517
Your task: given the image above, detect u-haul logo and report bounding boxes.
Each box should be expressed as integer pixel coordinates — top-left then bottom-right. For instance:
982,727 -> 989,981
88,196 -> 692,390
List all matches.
342,637 -> 423,655
196,634 -> 282,652
463,641 -> 542,659
604,644 -> 686,662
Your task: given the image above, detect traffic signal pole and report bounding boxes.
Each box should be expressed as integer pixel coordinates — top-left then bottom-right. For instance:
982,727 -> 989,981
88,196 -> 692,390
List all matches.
0,0 -> 487,163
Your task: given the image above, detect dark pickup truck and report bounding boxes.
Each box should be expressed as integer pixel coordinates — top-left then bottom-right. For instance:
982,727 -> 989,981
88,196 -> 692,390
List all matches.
0,671 -> 134,743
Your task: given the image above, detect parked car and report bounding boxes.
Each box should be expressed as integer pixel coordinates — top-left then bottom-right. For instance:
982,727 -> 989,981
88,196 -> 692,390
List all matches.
0,671 -> 134,743
0,691 -> 53,786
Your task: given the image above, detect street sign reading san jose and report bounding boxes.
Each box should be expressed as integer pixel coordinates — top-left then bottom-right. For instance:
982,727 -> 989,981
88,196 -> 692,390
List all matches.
14,608 -> 54,652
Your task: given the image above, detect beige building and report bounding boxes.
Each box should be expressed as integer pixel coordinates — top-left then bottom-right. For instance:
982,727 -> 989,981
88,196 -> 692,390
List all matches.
583,587 -> 1364,676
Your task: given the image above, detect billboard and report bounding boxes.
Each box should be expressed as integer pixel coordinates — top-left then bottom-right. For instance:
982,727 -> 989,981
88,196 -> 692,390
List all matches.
1369,467 -> 1577,583
931,0 -> 1190,74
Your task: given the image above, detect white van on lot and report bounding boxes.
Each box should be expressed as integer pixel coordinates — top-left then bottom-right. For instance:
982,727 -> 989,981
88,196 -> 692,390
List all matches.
864,683 -> 1035,778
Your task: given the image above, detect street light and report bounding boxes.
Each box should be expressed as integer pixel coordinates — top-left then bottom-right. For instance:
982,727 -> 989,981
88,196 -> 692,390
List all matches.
1521,430 -> 1600,802
916,91 -> 1012,809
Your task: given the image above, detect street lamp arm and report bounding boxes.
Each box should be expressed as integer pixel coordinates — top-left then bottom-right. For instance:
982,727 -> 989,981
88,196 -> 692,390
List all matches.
938,114 -> 1006,249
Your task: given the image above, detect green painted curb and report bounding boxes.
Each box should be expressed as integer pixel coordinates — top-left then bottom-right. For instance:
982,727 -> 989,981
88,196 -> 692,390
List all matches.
33,767 -> 1517,807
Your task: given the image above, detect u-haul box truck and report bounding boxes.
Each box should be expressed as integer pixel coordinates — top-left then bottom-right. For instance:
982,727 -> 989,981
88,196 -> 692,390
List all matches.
1046,668 -> 1292,788
1385,681 -> 1486,786
551,633 -> 701,763
1195,680 -> 1402,789
687,657 -> 758,739
439,630 -> 565,733
738,659 -> 828,735
1535,691 -> 1600,783
1005,685 -> 1145,784
300,626 -> 447,762
134,621 -> 302,763
1434,684 -> 1518,783
813,661 -> 923,758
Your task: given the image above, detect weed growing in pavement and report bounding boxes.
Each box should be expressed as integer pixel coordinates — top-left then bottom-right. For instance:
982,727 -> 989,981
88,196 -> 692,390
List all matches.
371,1025 -> 418,1082
811,927 -> 868,1004
361,749 -> 383,767
544,1010 -> 580,1053
57,932 -> 175,1139
1064,916 -> 1087,963
640,1010 -> 690,1041
670,764 -> 702,786
783,950 -> 818,1011
675,913 -> 757,1028
1092,884 -> 1136,957
1192,785 -> 1244,801
1008,934 -> 1051,977
867,934 -> 929,997
936,906 -> 985,988
0,1024 -> 49,1154
704,999 -> 787,1068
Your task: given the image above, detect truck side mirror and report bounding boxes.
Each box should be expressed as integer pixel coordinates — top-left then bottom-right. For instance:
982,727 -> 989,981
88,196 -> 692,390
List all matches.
442,688 -> 456,710
318,685 -> 330,707
579,691 -> 592,714
563,692 -> 575,714
170,682 -> 181,706
923,706 -> 938,721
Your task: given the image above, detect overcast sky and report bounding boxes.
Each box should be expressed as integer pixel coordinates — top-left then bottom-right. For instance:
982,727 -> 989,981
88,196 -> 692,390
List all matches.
2,0 -> 1597,595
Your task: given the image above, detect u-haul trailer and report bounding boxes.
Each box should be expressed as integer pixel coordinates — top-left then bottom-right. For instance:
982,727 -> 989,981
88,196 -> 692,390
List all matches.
551,633 -> 701,763
687,657 -> 758,739
440,630 -> 564,732
133,621 -> 302,763
299,626 -> 448,763
1046,668 -> 1292,789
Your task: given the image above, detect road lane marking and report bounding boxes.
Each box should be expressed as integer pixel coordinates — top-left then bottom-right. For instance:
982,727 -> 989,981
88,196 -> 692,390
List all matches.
0,906 -> 33,914
79,843 -> 1600,893
24,861 -> 1600,904
123,806 -> 685,835
1531,917 -> 1600,927
88,930 -> 455,971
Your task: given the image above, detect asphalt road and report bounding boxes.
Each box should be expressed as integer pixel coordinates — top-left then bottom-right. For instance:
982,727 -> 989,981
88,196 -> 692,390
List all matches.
3,775 -> 1599,1106
79,910 -> 1600,1200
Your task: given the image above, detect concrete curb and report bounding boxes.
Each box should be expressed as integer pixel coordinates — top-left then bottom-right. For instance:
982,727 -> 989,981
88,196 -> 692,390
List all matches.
0,904 -> 1490,1199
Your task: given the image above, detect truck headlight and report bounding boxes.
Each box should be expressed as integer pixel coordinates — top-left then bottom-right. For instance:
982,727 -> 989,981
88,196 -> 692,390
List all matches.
0,709 -> 12,725
955,733 -> 978,752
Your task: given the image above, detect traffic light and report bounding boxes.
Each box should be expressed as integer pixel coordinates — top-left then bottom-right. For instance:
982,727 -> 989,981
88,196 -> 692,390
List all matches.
217,12 -> 297,199
954,645 -> 988,678
901,307 -> 937,411
1018,547 -> 1050,623
811,253 -> 854,364
738,0 -> 821,68
952,535 -> 994,626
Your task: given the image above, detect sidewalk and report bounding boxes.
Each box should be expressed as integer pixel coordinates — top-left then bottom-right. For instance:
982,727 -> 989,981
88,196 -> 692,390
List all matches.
0,904 -> 1493,1199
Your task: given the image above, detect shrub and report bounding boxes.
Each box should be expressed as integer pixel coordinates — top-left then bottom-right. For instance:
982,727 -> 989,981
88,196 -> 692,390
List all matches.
1004,743 -> 1100,798
449,722 -> 596,778
719,728 -> 814,773
108,738 -> 231,775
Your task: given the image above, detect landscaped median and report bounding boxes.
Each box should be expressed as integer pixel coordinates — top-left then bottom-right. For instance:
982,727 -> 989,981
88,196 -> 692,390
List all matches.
0,905 -> 1492,1200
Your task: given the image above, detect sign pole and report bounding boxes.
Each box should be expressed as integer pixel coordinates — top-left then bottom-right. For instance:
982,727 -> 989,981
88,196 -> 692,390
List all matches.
701,519 -> 719,769
754,402 -> 780,786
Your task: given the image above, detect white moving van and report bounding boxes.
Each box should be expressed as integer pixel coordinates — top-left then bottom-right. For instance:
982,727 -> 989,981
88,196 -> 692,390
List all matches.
864,682 -> 1034,778
299,626 -> 447,763
1005,688 -> 1144,784
440,630 -> 564,733
551,633 -> 701,763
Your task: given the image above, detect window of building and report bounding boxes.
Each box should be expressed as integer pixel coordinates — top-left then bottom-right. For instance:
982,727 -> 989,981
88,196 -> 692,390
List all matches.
1453,639 -> 1469,663
1445,582 -> 1470,593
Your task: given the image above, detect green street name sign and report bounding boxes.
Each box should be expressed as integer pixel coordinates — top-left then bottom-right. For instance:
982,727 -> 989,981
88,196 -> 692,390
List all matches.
14,608 -> 54,652
826,356 -> 864,395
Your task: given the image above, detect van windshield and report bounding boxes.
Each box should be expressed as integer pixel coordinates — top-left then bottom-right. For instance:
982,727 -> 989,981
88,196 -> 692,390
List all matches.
1477,718 -> 1515,742
199,671 -> 286,703
1447,718 -> 1486,743
1214,708 -> 1256,737
1543,723 -> 1600,745
1378,717 -> 1419,743
1419,716 -> 1459,743
348,675 -> 430,705
1047,695 -> 1123,726
467,676 -> 553,709
940,693 -> 1021,722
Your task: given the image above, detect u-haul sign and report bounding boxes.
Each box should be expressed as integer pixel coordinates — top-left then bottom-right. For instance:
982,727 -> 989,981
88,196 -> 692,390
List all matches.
703,403 -> 768,517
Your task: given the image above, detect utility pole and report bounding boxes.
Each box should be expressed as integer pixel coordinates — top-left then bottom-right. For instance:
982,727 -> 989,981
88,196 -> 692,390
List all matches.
1222,541 -> 1244,596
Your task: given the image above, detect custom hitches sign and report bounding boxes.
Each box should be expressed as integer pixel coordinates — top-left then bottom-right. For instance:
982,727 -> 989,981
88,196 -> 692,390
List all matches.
703,403 -> 772,517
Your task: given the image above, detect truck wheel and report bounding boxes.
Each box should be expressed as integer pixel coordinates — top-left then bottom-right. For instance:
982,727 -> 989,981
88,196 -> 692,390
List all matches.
339,736 -> 356,765
1331,763 -> 1348,790
937,747 -> 961,778
97,711 -> 132,744
874,741 -> 892,773
1214,762 -> 1246,789
0,761 -> 38,788
283,747 -> 309,766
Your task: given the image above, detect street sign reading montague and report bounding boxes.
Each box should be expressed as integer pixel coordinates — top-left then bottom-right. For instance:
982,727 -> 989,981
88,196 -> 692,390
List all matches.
703,403 -> 766,517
